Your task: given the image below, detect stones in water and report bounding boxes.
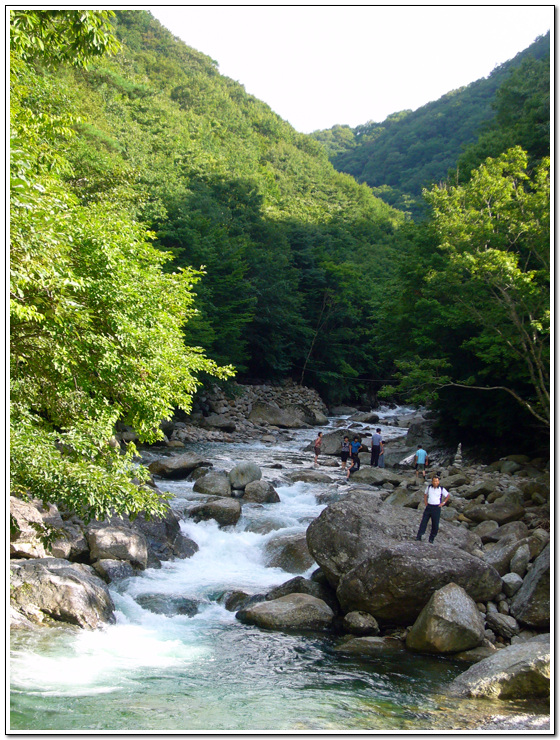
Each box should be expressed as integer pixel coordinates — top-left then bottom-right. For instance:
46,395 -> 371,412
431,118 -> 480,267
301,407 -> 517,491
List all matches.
405,583 -> 486,654
263,532 -> 315,574
236,593 -> 334,631
148,452 -> 210,479
447,634 -> 550,699
193,470 -> 232,498
10,558 -> 115,629
186,497 -> 242,528
135,593 -> 199,618
228,462 -> 262,490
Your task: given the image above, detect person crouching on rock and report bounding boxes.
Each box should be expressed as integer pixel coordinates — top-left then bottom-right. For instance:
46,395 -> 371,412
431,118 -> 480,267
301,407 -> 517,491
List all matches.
416,474 -> 450,543
346,457 -> 360,479
314,432 -> 323,466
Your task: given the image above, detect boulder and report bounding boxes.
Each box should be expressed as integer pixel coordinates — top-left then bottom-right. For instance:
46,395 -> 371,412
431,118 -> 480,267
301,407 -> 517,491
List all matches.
243,480 -> 280,503
92,559 -> 138,582
509,544 -> 550,628
9,497 -> 88,561
461,481 -> 497,499
200,413 -> 237,432
336,543 -> 501,624
10,496 -> 53,559
334,636 -> 405,655
186,497 -> 242,528
483,535 -> 526,576
286,470 -> 333,484
405,583 -> 485,654
349,412 -> 380,423
148,452 -> 209,479
236,593 -> 334,631
265,576 -> 339,613
485,612 -> 520,640
440,473 -> 470,489
464,502 -> 525,525
193,470 -> 232,498
502,572 -> 524,597
303,428 -> 353,456
264,532 -> 315,574
447,635 -> 550,699
484,520 -> 529,543
350,468 -> 403,487
249,403 -> 307,429
127,509 -> 198,564
306,492 -> 482,587
383,487 -> 424,508
510,543 -> 531,578
228,462 -> 262,490
135,594 -> 199,617
10,558 -> 115,629
472,520 -> 500,542
342,611 -> 380,636
86,524 -> 148,569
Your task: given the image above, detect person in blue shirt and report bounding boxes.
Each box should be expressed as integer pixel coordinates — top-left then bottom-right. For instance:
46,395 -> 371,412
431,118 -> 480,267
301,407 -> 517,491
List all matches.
414,445 -> 428,481
350,436 -> 362,470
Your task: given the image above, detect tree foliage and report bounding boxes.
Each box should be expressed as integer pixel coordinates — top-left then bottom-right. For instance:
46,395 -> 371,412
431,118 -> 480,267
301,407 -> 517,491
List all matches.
379,149 -> 549,444
10,10 -> 233,521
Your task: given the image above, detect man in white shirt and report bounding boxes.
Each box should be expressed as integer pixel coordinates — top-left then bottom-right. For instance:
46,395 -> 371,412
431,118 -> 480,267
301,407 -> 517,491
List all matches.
415,474 -> 450,543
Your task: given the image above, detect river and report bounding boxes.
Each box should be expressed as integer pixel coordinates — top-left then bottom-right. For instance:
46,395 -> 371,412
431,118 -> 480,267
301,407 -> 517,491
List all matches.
10,407 -> 548,732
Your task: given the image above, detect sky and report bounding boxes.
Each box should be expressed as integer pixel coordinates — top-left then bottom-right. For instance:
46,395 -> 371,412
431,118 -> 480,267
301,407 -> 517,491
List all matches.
149,5 -> 552,134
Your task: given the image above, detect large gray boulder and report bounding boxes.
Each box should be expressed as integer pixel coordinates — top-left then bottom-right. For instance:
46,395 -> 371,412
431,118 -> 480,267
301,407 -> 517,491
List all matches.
186,497 -> 241,528
193,470 -> 232,497
236,593 -> 334,631
286,470 -> 333,484
127,508 -> 198,564
509,544 -> 550,628
336,543 -> 502,624
306,492 -> 482,587
350,468 -> 403,487
406,583 -> 485,654
264,532 -> 315,574
200,413 -> 236,432
447,635 -> 550,699
265,575 -> 339,614
148,452 -> 209,479
10,497 -> 88,561
86,524 -> 148,569
304,428 -> 354,456
228,462 -> 262,490
10,558 -> 115,629
464,501 -> 525,525
243,480 -> 280,503
249,403 -> 307,429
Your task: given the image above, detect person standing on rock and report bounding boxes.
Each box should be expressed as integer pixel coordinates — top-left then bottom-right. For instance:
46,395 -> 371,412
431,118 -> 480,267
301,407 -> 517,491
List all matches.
378,438 -> 386,468
350,436 -> 362,470
340,436 -> 351,470
313,432 -> 323,466
416,474 -> 449,543
370,428 -> 382,467
414,444 -> 428,481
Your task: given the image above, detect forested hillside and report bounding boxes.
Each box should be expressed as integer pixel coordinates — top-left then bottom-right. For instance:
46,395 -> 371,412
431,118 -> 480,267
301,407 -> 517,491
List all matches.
312,33 -> 549,219
57,11 -> 408,397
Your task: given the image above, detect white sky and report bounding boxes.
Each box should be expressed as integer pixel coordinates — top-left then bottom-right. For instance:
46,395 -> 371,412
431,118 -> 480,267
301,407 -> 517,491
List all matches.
149,5 -> 553,133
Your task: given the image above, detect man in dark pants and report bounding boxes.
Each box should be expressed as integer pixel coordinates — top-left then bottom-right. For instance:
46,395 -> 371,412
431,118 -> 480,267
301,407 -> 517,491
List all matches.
370,428 -> 382,467
416,474 -> 450,543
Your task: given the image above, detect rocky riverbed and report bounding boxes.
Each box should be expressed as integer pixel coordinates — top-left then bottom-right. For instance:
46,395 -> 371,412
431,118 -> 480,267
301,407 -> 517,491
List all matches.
10,384 -> 550,731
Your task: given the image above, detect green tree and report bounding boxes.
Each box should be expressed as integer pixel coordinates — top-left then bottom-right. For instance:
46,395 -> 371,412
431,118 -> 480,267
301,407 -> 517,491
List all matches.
10,10 -> 233,522
382,148 -> 549,430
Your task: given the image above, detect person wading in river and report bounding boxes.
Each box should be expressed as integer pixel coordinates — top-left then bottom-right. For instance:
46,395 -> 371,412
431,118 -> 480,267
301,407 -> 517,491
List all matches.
313,432 -> 323,466
415,474 -> 449,543
340,436 -> 351,470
